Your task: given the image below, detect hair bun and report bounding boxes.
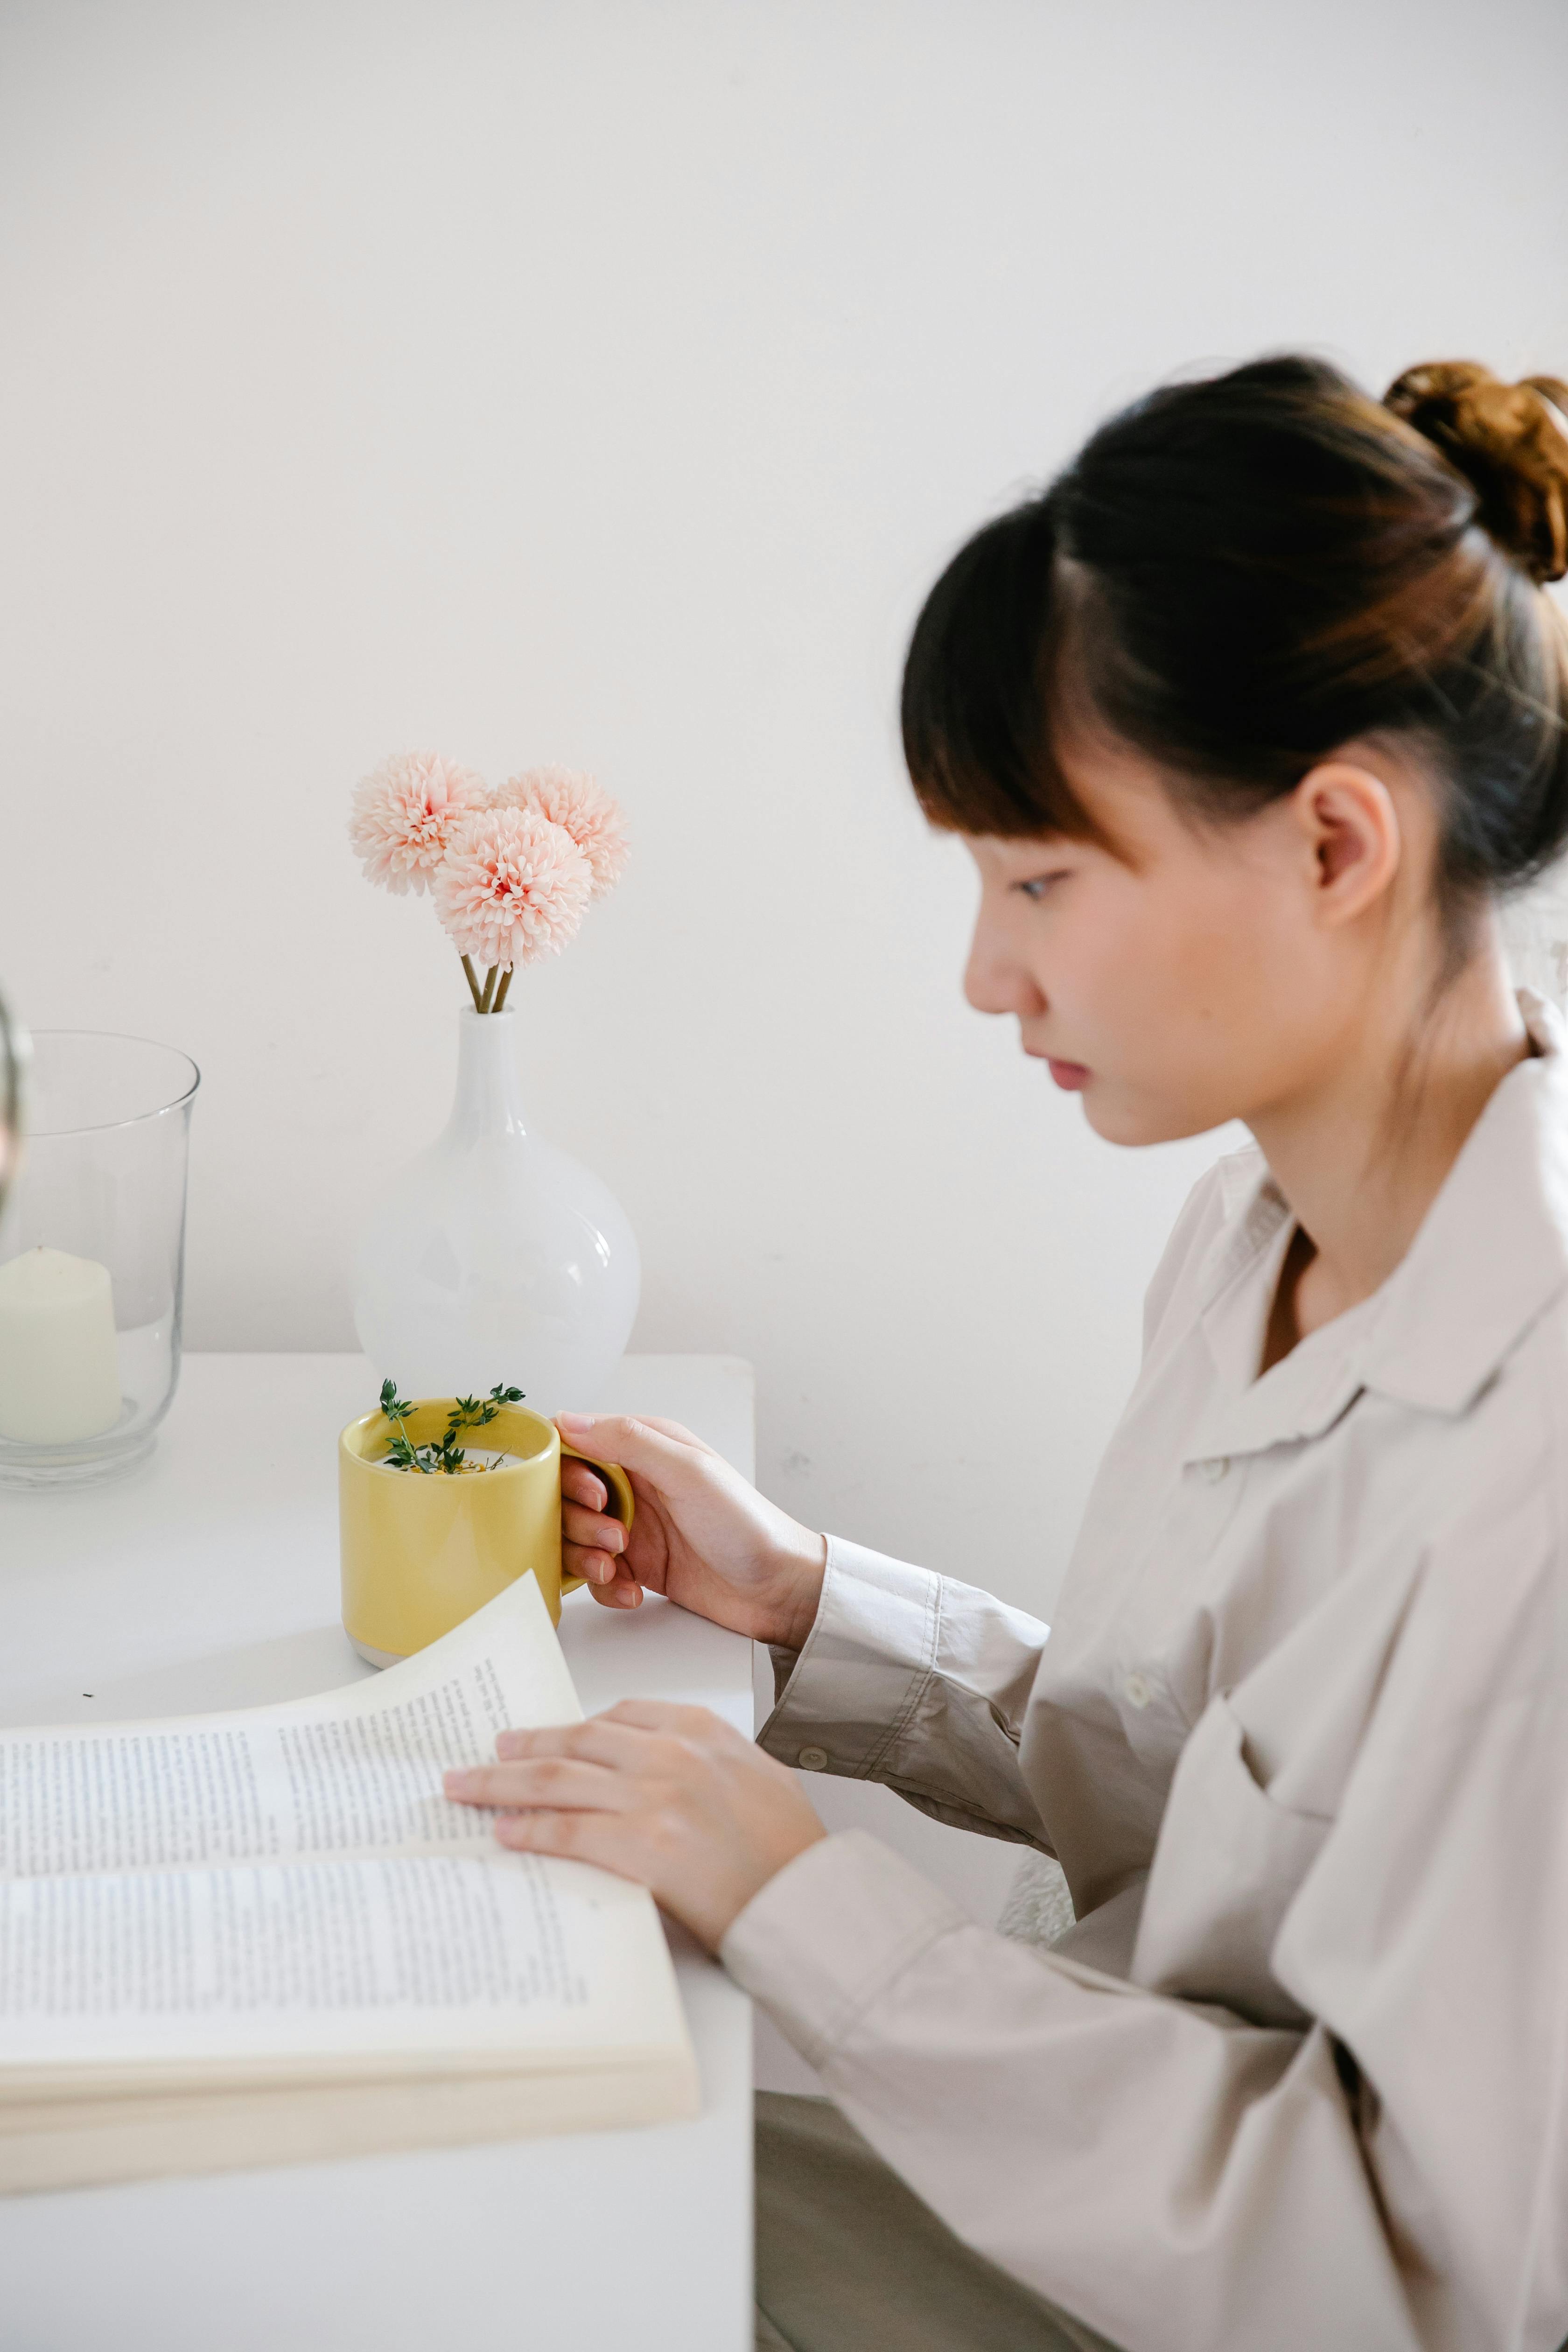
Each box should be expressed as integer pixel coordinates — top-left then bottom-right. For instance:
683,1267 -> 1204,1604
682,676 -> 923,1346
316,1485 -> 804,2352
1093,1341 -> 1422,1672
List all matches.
1385,359 -> 1568,583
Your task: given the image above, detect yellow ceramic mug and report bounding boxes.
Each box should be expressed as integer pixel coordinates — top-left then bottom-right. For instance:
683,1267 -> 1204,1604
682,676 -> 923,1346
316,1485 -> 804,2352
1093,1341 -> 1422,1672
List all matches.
338,1398 -> 634,1666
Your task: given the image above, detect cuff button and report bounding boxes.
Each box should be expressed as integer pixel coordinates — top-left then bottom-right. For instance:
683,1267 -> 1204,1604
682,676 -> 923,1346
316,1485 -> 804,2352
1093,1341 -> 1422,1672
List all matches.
797,1746 -> 829,1771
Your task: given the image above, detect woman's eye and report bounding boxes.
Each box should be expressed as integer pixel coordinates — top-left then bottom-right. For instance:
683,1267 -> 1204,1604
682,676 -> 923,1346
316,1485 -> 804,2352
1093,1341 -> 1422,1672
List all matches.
1016,873 -> 1069,902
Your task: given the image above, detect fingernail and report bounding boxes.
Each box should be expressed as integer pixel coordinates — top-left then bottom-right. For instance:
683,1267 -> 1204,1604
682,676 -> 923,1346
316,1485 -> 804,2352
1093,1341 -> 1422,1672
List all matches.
444,1769 -> 476,1795
558,1412 -> 595,1434
495,1730 -> 524,1756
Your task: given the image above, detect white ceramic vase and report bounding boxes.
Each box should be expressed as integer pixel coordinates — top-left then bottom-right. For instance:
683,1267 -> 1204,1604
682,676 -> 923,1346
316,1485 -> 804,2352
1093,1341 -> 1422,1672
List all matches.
350,1009 -> 640,1414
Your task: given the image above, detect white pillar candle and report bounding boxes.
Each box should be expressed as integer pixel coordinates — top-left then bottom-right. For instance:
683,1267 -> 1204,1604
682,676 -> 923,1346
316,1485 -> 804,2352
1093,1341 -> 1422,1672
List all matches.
0,1247 -> 123,1443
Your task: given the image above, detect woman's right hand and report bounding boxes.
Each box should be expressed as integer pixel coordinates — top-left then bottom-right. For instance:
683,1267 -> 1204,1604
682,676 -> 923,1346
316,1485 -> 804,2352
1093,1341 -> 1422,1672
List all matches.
555,1412 -> 826,1650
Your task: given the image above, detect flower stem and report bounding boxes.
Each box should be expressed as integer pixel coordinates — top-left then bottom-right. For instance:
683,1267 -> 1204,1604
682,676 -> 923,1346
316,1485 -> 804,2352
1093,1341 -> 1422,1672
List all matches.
390,1405 -> 431,1472
479,965 -> 498,1014
493,966 -> 515,1012
460,954 -> 484,1013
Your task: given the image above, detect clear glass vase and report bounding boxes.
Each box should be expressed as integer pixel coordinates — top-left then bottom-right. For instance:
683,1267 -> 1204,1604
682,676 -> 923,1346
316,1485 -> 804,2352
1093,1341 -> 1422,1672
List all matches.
0,1031 -> 200,1486
350,1008 -> 640,1414
0,987 -> 26,1214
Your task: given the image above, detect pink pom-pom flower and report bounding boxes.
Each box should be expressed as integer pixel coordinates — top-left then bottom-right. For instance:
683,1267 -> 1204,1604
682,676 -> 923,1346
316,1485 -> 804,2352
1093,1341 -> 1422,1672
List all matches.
349,752 -> 488,896
432,806 -> 592,971
492,766 -> 629,900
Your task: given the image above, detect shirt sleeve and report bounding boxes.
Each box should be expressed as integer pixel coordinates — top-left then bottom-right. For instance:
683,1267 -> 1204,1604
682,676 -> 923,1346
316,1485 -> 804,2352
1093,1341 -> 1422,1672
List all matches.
756,1534 -> 1054,1847
726,1489 -> 1568,2352
753,1163 -> 1243,1851
724,1833 -> 1416,2348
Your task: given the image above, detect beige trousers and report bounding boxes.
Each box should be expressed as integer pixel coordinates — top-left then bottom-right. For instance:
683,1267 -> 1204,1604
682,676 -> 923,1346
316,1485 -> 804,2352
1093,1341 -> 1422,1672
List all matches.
754,2093 -> 1123,2352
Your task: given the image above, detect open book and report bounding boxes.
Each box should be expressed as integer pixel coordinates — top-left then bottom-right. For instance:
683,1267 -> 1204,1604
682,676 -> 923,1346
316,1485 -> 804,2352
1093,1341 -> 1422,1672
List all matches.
0,1574 -> 700,2193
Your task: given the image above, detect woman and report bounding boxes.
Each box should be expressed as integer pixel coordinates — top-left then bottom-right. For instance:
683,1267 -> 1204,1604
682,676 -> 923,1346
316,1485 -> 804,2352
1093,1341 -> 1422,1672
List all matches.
446,356 -> 1568,2351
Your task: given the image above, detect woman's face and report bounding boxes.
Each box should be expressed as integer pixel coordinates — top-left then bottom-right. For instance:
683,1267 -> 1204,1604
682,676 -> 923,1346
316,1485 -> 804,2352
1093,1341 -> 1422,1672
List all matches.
961,733 -> 1427,1147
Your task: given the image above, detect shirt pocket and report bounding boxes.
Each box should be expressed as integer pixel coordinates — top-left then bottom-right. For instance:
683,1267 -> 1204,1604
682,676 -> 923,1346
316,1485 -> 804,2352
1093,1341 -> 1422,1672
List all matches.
1130,1694 -> 1331,2030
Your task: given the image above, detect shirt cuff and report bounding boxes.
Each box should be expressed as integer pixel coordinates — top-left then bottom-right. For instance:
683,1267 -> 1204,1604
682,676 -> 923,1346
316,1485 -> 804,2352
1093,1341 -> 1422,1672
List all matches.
720,1829 -> 966,2071
756,1535 -> 943,1778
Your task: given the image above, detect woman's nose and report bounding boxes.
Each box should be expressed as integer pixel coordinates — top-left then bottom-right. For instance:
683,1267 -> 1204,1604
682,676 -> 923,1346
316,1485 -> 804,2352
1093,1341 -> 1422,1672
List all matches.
963,920 -> 1042,1019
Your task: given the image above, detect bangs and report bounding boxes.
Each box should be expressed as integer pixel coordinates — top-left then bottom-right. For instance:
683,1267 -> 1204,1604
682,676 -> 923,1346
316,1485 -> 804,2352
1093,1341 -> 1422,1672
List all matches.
900,500 -> 1104,843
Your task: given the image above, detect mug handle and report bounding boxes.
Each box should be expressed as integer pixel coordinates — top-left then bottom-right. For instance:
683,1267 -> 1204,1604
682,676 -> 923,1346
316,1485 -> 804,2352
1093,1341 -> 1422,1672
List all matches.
559,1442 -> 636,1596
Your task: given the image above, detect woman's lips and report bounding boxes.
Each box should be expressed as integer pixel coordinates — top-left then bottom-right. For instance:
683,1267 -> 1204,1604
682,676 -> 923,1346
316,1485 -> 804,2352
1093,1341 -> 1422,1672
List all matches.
1023,1044 -> 1092,1091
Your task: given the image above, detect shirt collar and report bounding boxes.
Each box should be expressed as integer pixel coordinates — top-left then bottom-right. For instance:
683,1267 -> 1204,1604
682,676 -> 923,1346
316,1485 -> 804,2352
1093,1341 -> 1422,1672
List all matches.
1183,991 -> 1568,1464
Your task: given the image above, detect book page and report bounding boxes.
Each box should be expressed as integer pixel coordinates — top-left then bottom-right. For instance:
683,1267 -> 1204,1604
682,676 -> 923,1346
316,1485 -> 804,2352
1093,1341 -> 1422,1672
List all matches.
0,1850 -> 688,2067
0,1578 -> 694,2075
0,1575 -> 579,1883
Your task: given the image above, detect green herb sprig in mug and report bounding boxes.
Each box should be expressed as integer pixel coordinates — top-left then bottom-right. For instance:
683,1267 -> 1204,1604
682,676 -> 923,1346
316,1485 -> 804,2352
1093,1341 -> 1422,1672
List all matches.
378,1379 -> 525,1475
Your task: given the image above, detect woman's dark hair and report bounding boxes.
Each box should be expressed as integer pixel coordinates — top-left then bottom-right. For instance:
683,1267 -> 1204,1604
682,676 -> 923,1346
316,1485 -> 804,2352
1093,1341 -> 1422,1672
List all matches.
902,355 -> 1568,920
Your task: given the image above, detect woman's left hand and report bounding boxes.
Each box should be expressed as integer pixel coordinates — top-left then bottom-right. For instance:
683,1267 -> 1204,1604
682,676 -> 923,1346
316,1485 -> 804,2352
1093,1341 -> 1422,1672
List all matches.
443,1704 -> 827,1952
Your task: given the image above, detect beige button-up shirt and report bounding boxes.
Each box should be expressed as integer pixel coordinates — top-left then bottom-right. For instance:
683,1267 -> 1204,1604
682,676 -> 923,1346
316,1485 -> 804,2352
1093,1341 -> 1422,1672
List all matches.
722,994 -> 1568,2352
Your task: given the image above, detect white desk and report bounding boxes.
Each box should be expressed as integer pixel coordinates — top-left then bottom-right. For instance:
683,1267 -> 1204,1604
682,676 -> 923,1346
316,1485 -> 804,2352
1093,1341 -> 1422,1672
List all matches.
0,1352 -> 757,2352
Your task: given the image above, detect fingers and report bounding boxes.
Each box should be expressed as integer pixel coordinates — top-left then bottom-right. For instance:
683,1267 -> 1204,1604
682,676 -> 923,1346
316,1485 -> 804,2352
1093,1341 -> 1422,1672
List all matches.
561,1469 -> 626,1593
560,1458 -> 609,1512
490,1809 -> 645,1878
444,1756 -> 637,1813
599,1698 -> 735,1741
571,1547 -> 644,1605
563,1499 -> 625,1554
564,1542 -> 618,1589
493,1806 -> 589,1856
563,1483 -> 630,1590
445,1717 -> 677,1814
446,1706 -> 831,1949
554,1413 -> 715,1483
497,1716 -> 658,1768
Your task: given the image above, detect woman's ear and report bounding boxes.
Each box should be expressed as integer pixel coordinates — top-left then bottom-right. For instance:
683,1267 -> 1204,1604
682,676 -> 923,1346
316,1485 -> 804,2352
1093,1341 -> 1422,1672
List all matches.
1288,760 -> 1403,928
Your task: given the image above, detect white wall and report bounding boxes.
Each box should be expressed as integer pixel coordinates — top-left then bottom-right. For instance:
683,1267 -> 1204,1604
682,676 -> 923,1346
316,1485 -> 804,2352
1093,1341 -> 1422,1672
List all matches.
4,0 -> 1567,1623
